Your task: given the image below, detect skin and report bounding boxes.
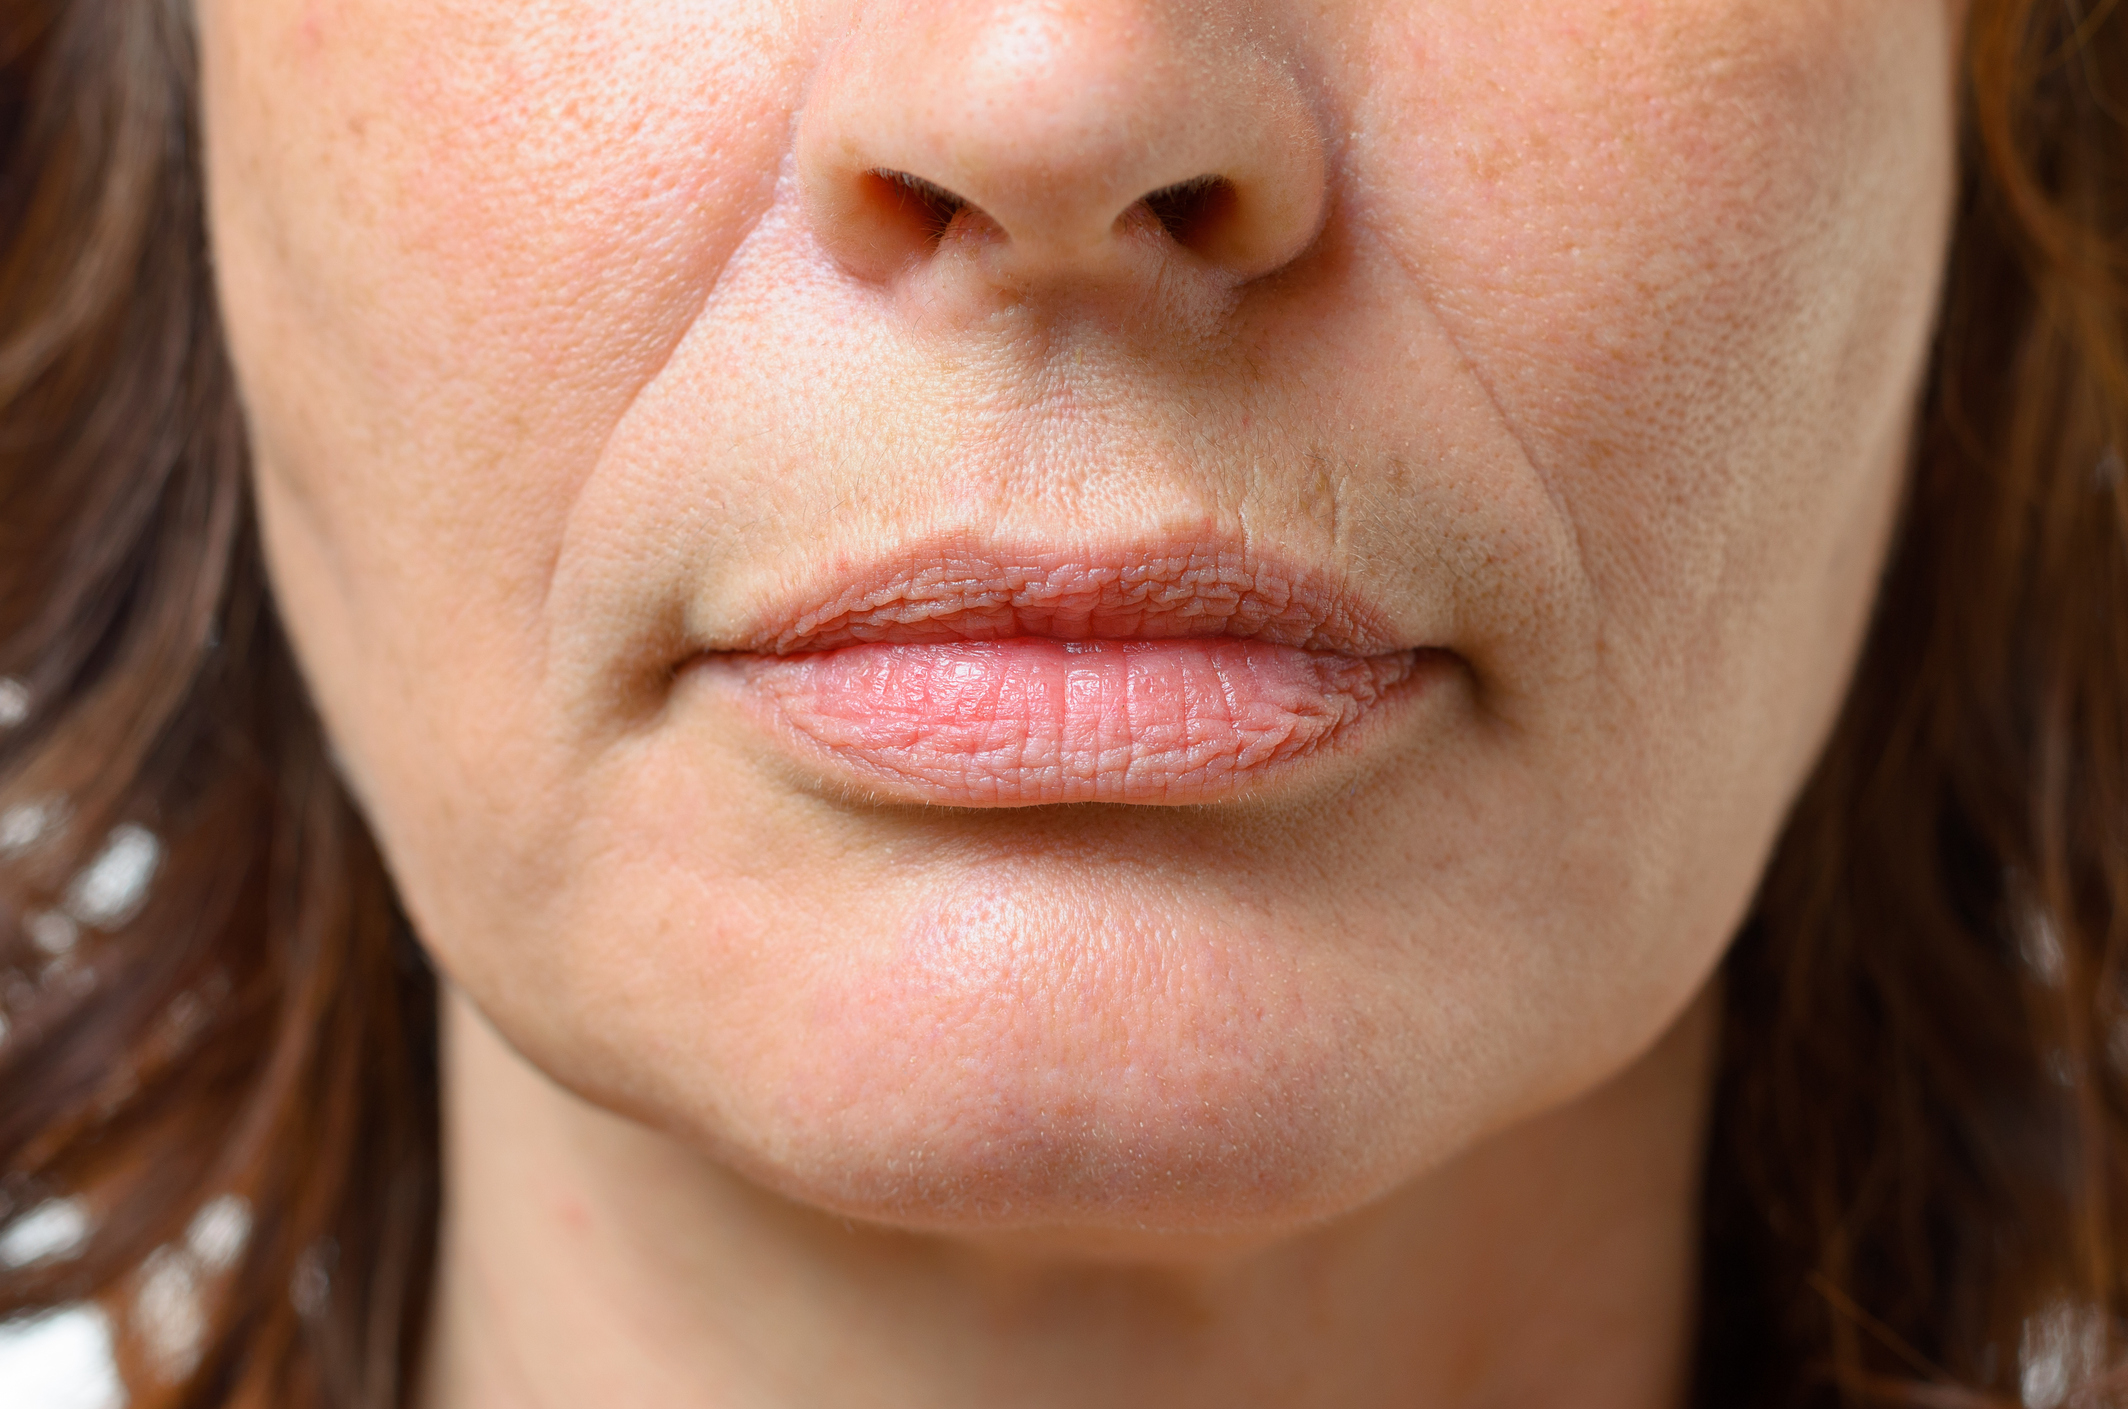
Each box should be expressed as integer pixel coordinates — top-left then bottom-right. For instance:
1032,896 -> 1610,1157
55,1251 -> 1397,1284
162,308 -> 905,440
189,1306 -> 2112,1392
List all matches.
196,1 -> 1961,1404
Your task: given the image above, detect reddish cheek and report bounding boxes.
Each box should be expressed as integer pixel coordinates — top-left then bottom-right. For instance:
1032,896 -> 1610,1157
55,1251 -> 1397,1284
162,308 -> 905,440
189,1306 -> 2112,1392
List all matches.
394,64 -> 676,348
240,2 -> 804,604
301,8 -> 792,402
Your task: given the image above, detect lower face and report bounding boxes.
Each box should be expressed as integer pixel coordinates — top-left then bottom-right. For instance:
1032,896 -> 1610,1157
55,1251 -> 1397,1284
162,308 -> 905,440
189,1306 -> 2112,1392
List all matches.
200,0 -> 1958,1239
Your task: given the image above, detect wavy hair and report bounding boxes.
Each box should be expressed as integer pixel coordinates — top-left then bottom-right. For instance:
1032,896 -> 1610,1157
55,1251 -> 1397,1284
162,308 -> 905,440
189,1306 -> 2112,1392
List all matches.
0,1 -> 2123,1405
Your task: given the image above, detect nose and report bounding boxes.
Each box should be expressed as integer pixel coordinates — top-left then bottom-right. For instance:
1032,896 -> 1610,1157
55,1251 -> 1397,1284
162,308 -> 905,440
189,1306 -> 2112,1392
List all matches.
798,1 -> 1329,296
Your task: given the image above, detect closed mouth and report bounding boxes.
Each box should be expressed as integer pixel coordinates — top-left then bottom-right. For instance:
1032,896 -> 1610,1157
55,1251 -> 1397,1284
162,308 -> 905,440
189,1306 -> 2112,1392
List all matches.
688,539 -> 1443,807
703,542 -> 1404,656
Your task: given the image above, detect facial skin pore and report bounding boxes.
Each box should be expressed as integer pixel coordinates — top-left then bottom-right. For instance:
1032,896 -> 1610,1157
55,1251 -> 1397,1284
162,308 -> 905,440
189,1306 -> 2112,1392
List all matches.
198,1 -> 1959,1404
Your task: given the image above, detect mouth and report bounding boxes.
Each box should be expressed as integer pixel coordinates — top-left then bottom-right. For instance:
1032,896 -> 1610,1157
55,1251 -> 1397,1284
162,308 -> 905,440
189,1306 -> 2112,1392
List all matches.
686,541 -> 1446,807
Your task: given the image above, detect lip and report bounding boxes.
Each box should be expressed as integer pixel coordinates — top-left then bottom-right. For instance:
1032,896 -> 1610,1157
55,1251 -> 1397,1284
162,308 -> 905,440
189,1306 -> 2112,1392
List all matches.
688,541 -> 1440,807
702,542 -> 1404,655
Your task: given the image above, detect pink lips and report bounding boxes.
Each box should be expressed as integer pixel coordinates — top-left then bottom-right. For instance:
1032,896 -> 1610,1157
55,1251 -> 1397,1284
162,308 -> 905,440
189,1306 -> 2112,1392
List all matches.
694,548 -> 1433,807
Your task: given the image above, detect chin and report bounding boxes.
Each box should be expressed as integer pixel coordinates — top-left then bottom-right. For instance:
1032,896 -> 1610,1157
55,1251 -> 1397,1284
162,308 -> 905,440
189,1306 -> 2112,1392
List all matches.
576,869 -> 1458,1247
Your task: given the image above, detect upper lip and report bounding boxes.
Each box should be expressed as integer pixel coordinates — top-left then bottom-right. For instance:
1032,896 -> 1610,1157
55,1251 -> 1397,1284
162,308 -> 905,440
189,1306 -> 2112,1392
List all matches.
707,535 -> 1407,656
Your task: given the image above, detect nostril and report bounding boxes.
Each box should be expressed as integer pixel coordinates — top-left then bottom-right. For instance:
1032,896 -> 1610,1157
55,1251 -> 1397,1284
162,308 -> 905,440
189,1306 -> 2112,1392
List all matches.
798,8 -> 1330,290
868,169 -> 970,245
1139,176 -> 1238,254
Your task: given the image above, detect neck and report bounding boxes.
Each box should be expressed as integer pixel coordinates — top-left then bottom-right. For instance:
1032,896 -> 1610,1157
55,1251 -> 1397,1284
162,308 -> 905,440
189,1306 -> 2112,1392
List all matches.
416,985 -> 1716,1409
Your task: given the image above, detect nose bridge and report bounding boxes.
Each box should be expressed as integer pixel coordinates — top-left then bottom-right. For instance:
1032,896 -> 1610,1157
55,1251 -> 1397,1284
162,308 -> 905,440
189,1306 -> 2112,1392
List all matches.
799,0 -> 1328,291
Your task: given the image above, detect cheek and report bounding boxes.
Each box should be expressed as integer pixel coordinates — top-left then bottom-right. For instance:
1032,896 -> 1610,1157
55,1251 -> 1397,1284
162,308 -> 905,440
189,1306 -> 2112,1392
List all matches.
202,0 -> 797,641
201,0 -> 806,860
1360,0 -> 1954,638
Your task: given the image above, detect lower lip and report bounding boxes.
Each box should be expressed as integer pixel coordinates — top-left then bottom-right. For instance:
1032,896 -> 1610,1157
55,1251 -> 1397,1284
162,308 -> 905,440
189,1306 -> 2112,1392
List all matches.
708,638 -> 1432,807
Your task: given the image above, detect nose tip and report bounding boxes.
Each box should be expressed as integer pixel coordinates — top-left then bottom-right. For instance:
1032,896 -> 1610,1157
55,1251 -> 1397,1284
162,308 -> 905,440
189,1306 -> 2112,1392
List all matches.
799,3 -> 1329,293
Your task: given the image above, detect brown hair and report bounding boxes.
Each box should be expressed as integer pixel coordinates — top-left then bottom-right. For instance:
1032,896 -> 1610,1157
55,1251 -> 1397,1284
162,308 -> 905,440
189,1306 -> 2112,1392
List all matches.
0,0 -> 2123,1404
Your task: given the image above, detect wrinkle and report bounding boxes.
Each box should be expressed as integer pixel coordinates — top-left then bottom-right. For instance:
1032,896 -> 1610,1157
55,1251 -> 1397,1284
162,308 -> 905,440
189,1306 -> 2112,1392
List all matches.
533,155 -> 796,699
1368,222 -> 1604,633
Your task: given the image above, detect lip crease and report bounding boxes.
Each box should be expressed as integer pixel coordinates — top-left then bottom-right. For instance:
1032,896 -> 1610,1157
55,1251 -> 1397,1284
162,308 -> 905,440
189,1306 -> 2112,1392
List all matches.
692,543 -> 1437,807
